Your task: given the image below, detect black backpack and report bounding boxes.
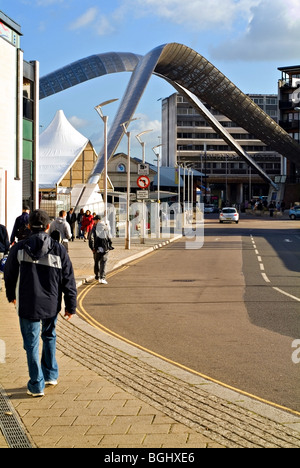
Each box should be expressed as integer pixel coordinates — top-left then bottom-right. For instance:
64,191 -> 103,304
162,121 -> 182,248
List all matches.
50,229 -> 62,243
17,224 -> 31,241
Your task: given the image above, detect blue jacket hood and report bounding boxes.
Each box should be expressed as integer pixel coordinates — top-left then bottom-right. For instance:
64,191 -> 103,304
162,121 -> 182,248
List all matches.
23,232 -> 54,261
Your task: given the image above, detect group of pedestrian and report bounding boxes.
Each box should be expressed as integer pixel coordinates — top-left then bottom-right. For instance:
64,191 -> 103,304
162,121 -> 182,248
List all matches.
1,205 -> 113,398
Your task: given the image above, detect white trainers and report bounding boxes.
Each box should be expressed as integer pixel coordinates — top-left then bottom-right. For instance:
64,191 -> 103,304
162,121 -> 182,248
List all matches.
99,279 -> 108,284
27,390 -> 44,398
45,380 -> 58,386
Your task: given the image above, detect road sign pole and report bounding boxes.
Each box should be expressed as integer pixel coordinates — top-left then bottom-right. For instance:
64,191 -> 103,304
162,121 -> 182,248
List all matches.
141,142 -> 146,244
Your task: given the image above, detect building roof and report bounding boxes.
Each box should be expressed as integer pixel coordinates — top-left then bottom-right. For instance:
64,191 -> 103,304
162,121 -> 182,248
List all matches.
278,65 -> 300,73
0,11 -> 22,35
39,110 -> 89,189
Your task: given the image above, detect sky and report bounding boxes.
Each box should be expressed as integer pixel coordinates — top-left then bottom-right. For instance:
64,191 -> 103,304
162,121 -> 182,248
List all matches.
1,0 -> 300,163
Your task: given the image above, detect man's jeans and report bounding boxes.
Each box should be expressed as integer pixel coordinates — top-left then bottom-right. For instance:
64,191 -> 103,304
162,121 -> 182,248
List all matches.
93,251 -> 108,280
19,316 -> 58,394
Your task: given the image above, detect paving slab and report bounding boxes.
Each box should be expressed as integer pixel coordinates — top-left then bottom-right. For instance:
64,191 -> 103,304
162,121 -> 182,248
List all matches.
1,231 -> 300,448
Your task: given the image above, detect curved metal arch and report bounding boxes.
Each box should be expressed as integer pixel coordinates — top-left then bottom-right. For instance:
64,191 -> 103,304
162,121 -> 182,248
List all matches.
87,43 -> 298,186
88,45 -> 166,182
39,52 -> 142,99
155,43 -> 300,168
39,44 -> 300,185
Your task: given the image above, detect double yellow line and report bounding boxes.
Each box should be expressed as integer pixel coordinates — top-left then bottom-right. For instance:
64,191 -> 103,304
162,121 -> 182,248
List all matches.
76,262 -> 300,418
76,265 -> 129,331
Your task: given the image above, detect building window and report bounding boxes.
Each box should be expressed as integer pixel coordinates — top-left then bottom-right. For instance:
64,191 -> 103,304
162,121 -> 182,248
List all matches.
23,79 -> 34,120
266,98 -> 277,105
117,163 -> 126,172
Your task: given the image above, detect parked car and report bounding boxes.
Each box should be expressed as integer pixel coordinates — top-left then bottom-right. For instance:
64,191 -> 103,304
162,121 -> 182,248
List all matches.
289,206 -> 300,220
219,207 -> 239,224
204,204 -> 215,214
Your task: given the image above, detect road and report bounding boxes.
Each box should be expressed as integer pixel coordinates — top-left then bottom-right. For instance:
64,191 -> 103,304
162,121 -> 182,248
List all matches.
78,216 -> 300,414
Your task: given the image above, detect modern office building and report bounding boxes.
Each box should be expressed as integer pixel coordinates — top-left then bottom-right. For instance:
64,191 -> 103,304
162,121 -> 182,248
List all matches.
162,92 -> 283,205
278,66 -> 300,183
0,11 -> 39,233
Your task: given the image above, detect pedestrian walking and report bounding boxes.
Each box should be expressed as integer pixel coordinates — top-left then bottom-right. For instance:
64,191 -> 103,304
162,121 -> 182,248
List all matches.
89,215 -> 113,284
80,209 -> 94,241
66,208 -> 76,241
269,201 -> 275,217
0,224 -> 9,291
4,209 -> 77,397
76,208 -> 84,239
10,205 -> 31,245
49,210 -> 72,252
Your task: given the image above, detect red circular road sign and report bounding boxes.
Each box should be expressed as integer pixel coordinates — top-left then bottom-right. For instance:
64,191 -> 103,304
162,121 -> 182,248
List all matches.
137,175 -> 150,189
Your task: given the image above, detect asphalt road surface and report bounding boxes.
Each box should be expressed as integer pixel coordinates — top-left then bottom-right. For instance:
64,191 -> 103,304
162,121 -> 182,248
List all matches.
78,216 -> 300,414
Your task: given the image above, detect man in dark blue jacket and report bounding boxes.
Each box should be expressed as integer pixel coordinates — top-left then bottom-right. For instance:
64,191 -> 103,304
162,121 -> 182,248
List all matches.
4,209 -> 77,397
10,205 -> 31,244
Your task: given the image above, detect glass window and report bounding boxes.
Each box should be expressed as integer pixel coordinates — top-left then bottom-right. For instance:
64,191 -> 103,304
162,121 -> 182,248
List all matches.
23,98 -> 34,120
23,80 -> 33,100
23,79 -> 34,120
23,120 -> 33,140
23,140 -> 33,160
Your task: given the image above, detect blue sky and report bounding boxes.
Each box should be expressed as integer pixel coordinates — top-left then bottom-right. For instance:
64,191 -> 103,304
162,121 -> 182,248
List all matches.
1,0 -> 300,162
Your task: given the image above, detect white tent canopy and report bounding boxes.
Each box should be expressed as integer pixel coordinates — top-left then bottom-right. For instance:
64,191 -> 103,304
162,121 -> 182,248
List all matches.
39,110 -> 89,190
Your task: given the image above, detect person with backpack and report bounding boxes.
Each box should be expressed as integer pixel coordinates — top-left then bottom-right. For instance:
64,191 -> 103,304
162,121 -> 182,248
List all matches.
10,206 -> 31,245
89,215 -> 113,284
49,210 -> 72,252
4,209 -> 77,397
76,208 -> 85,239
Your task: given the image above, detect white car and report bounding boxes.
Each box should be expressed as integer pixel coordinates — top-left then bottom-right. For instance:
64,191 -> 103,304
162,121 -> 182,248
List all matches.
219,207 -> 239,224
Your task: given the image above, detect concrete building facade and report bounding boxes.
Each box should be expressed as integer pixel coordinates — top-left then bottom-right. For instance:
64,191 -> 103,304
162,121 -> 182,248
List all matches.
276,65 -> 300,205
162,92 -> 284,205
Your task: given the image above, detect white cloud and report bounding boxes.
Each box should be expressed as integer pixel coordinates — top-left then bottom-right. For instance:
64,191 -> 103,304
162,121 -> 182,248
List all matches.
89,112 -> 162,160
210,0 -> 300,61
68,6 -> 116,36
36,0 -> 66,5
124,0 -> 300,62
132,113 -> 161,135
67,1 -> 260,38
68,115 -> 89,129
93,15 -> 115,36
131,0 -> 260,30
69,7 -> 98,30
118,113 -> 162,162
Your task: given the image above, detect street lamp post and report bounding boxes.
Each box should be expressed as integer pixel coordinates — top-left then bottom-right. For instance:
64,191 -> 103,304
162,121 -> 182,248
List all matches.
152,144 -> 162,238
183,164 -> 186,224
136,130 -> 153,244
121,118 -> 138,250
95,99 -> 118,223
187,166 -> 193,224
191,168 -> 194,209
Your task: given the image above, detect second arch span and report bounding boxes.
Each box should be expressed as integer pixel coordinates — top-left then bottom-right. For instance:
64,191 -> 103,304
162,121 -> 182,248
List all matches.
40,43 -> 300,187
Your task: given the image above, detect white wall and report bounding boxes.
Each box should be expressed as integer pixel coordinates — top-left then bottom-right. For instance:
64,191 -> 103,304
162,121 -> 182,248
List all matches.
0,38 -> 23,236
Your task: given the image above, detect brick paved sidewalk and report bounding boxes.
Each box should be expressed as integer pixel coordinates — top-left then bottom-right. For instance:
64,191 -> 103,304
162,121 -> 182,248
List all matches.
0,235 -> 223,448
1,234 -> 300,448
